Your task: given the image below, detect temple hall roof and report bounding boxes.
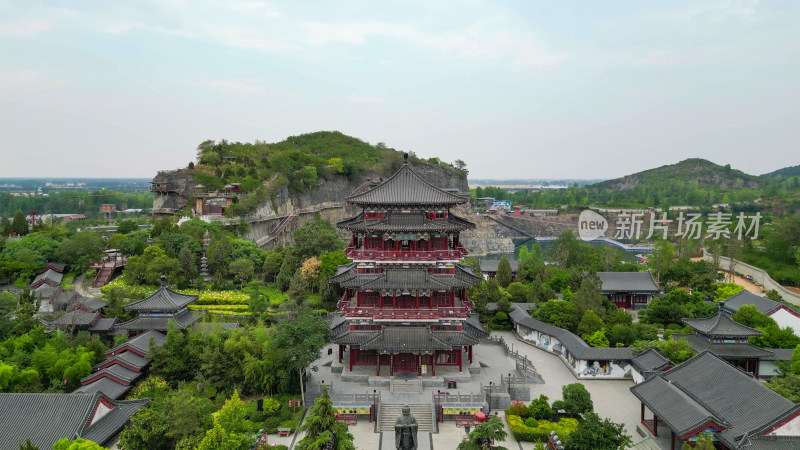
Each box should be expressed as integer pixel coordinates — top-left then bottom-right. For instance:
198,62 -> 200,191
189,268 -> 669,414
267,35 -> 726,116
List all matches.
682,310 -> 763,338
346,163 -> 466,206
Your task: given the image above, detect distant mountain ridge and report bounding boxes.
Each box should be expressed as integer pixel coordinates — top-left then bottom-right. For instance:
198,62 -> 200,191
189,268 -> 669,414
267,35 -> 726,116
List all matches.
588,158 -> 765,191
762,165 -> 800,178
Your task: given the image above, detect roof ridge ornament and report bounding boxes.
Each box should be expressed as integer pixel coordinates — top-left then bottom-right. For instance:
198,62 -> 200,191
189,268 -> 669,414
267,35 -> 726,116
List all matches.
403,152 -> 408,165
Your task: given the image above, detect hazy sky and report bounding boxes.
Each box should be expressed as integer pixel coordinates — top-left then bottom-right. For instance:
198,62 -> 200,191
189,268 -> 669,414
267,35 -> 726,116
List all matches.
1,0 -> 798,179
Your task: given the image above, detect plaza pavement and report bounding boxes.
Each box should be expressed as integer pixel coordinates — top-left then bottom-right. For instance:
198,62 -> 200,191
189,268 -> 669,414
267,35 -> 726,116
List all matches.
291,330 -> 644,449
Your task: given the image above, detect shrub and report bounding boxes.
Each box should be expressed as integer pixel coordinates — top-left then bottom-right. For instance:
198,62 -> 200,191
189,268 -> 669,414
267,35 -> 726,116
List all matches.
262,397 -> 281,416
506,414 -> 578,442
524,417 -> 539,428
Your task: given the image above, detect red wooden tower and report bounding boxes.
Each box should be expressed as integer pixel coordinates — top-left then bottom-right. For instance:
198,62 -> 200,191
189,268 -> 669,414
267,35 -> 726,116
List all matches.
330,154 -> 486,377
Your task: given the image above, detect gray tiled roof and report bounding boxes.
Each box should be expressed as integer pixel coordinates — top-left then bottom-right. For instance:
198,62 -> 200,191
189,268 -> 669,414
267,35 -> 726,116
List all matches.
631,348 -> 672,375
81,364 -> 143,385
88,317 -> 119,332
116,309 -> 201,332
631,351 -> 799,448
93,351 -> 149,371
73,377 -> 132,400
682,311 -> 763,337
0,393 -> 148,450
30,269 -> 64,287
49,310 -> 100,328
478,259 -> 520,273
346,163 -> 467,206
508,304 -> 633,360
597,271 -> 660,293
338,212 -> 475,232
673,333 -> 774,359
40,262 -> 67,273
762,348 -> 795,361
106,330 -> 167,357
80,398 -> 150,446
722,291 -> 787,315
331,265 -> 481,292
360,327 -> 475,351
72,297 -> 108,312
124,286 -> 198,311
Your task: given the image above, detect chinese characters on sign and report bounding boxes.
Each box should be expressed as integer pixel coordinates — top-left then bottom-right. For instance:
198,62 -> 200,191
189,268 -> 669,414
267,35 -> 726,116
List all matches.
612,212 -> 761,240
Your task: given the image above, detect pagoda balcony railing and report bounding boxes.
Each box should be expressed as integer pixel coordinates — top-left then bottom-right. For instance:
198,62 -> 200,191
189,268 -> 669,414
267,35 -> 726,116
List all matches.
343,244 -> 468,261
337,297 -> 473,321
337,305 -> 471,321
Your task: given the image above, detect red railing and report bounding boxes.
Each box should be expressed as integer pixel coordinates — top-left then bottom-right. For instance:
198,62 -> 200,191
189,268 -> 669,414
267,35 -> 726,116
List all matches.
337,304 -> 471,321
337,296 -> 474,312
344,244 -> 468,261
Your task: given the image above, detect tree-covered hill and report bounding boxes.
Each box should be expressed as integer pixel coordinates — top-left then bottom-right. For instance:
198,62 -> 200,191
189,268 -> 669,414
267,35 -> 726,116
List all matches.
762,164 -> 800,179
188,131 -> 466,216
589,158 -> 764,192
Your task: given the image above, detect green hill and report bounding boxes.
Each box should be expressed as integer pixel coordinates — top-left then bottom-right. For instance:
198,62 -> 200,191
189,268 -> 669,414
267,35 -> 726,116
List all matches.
590,158 -> 764,191
188,131 -> 466,216
762,164 -> 800,179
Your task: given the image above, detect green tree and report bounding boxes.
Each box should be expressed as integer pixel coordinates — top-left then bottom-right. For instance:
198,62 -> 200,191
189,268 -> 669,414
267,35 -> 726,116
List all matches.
561,383 -> 593,418
177,245 -> 198,284
766,289 -> 785,302
648,240 -> 675,285
732,305 -> 776,329
565,412 -> 631,450
631,339 -> 696,364
262,248 -> 285,282
526,394 -> 553,420
495,257 -> 513,288
58,230 -> 105,271
52,438 -> 109,450
11,210 -> 29,236
118,407 -> 173,450
682,432 -> 715,450
457,416 -> 508,450
533,300 -> 580,332
578,310 -> 604,336
272,314 -> 330,408
18,438 -> 38,450
296,385 -> 355,450
573,276 -> 606,319
714,282 -> 744,302
117,220 -> 139,235
751,325 -> 800,349
583,329 -> 609,348
229,258 -> 255,289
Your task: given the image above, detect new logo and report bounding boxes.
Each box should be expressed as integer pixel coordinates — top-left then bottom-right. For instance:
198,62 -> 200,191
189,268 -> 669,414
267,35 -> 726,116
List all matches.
578,210 -> 607,241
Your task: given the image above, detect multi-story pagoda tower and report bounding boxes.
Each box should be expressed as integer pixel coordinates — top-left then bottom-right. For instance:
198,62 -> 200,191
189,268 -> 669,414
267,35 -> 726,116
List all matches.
330,154 -> 485,377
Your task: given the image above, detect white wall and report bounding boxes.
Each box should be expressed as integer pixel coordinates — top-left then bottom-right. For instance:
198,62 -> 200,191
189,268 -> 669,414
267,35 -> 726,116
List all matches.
770,308 -> 800,334
704,250 -> 800,306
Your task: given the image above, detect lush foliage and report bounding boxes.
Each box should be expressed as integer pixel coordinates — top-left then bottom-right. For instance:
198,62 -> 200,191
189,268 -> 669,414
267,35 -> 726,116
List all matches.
457,416 -> 508,450
295,385 -> 355,450
565,412 -> 631,450
506,415 -> 579,443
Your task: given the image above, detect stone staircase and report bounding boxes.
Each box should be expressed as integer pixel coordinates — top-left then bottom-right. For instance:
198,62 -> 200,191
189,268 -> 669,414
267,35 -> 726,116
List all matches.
379,404 -> 435,433
391,379 -> 422,394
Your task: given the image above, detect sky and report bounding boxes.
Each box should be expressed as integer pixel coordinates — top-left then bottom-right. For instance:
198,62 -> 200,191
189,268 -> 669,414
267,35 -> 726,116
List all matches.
0,0 -> 798,180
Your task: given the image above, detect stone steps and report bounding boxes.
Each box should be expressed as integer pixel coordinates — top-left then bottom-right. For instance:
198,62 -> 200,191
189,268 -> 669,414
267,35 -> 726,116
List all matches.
379,404 -> 435,432
391,379 -> 423,393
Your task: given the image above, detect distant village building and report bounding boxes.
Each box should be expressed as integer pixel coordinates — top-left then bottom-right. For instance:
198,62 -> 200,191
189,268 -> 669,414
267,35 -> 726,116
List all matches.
330,155 -> 485,377
478,259 -> 519,279
99,203 -> 116,220
0,393 -> 149,449
722,290 -> 800,335
631,351 -> 800,450
597,271 -> 661,309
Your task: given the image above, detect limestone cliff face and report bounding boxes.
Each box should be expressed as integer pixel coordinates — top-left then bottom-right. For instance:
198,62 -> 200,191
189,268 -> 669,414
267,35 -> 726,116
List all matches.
152,162 -> 470,248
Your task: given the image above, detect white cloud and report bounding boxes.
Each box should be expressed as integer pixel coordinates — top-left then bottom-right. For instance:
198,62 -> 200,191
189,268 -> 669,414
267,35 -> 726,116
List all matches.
196,79 -> 269,96
0,18 -> 51,37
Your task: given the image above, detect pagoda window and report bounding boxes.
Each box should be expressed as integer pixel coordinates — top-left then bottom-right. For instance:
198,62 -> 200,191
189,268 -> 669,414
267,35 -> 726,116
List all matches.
381,296 -> 394,308
350,323 -> 380,331
397,295 -> 416,309
364,212 -> 386,220
417,239 -> 428,250
354,350 -> 377,364
431,237 -> 448,250
427,211 -> 448,219
359,292 -> 380,307
401,241 -> 411,251
365,237 -> 383,249
357,267 -> 382,274
418,295 -> 431,307
433,292 -> 453,307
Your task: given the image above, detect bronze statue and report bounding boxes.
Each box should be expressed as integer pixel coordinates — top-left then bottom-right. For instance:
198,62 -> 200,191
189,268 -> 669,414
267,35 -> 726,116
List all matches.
394,405 -> 419,450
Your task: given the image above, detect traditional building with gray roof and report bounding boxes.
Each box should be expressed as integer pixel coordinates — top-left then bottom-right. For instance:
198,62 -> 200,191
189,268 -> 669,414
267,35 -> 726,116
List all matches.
630,348 -> 673,384
0,393 -> 149,449
478,259 -> 519,280
116,276 -> 201,334
597,271 -> 661,309
331,155 -> 485,377
508,303 -> 634,379
672,302 -> 791,378
722,290 -> 800,336
630,351 -> 800,450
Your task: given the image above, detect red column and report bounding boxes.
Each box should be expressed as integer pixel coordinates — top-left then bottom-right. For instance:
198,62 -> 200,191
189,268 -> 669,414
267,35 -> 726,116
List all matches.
349,349 -> 354,372
641,403 -> 645,422
654,414 -> 658,437
390,353 -> 394,376
457,349 -> 462,372
377,353 -> 380,376
393,294 -> 396,309
417,354 -> 421,377
416,294 -> 419,308
670,432 -> 675,450
468,346 -> 473,364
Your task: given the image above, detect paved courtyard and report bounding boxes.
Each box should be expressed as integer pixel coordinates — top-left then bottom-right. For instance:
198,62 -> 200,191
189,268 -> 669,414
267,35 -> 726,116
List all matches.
296,330 -> 645,449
